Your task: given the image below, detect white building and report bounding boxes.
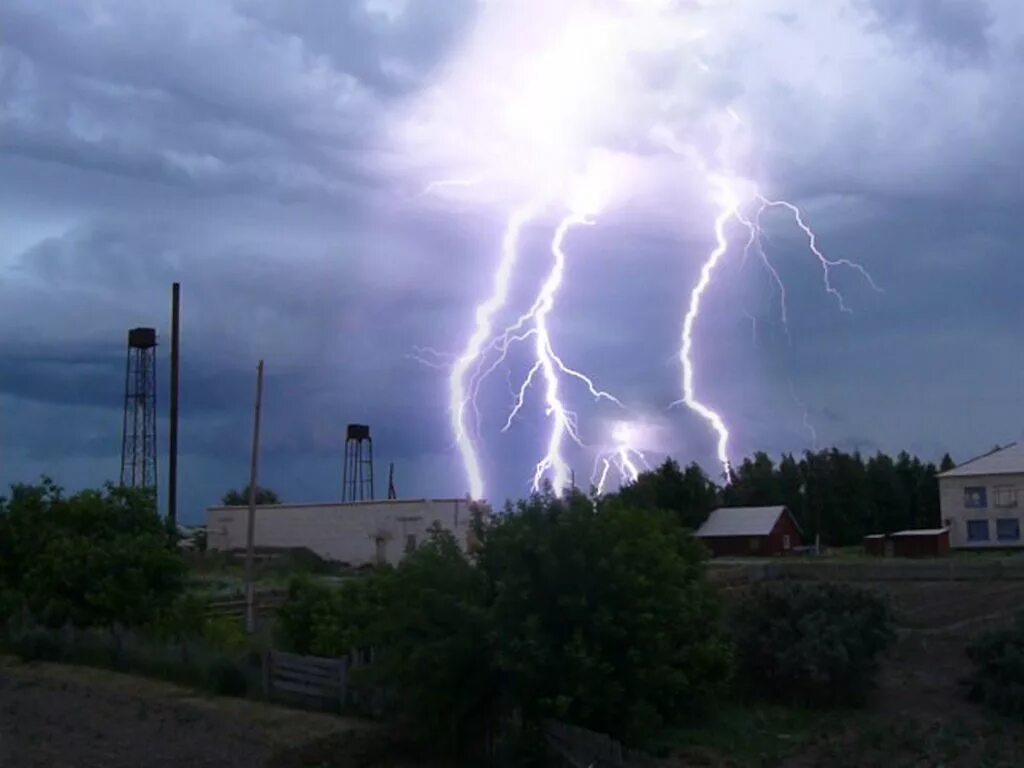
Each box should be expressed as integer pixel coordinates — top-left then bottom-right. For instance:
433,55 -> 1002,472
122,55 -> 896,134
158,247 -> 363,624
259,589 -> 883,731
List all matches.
206,498 -> 486,567
938,443 -> 1024,549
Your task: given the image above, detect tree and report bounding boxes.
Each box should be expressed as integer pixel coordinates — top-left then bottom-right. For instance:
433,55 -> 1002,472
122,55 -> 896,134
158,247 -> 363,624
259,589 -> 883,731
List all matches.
615,458 -> 719,529
0,480 -> 185,631
221,485 -> 280,506
481,489 -> 732,746
940,453 -> 956,473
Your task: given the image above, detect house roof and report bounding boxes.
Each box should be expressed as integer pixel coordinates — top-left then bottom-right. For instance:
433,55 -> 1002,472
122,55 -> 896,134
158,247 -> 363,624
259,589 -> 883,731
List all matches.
937,442 -> 1024,478
695,506 -> 796,538
890,528 -> 949,537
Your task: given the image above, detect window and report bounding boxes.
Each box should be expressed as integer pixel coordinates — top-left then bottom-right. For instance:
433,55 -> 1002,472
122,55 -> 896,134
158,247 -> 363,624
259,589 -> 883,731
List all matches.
748,537 -> 759,552
782,534 -> 792,550
995,486 -> 1018,508
965,487 -> 988,509
405,533 -> 417,553
997,518 -> 1020,542
967,519 -> 990,542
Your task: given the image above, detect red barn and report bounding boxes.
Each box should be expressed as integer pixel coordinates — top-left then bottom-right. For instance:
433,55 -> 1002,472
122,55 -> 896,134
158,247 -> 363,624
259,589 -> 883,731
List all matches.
695,506 -> 803,558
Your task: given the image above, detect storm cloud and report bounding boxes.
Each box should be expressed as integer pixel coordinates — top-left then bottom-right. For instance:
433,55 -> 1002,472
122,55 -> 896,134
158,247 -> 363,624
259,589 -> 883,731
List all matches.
1,0 -> 1022,520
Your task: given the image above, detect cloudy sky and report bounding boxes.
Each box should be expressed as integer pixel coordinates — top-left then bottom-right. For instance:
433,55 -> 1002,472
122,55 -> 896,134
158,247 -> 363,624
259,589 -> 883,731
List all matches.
1,0 -> 1022,522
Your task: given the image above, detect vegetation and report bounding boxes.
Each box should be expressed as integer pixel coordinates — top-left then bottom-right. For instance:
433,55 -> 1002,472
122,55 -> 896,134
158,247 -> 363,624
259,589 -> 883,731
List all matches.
0,480 -> 185,631
967,613 -> 1024,717
0,480 -> 260,699
277,489 -> 732,753
221,484 -> 281,505
610,448 -> 946,546
732,582 -> 895,707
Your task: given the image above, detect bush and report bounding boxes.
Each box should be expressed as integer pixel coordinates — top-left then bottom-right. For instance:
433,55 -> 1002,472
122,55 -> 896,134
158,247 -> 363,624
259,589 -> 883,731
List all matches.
733,582 -> 894,707
274,492 -> 734,753
0,480 -> 185,631
967,613 -> 1024,717
206,656 -> 251,696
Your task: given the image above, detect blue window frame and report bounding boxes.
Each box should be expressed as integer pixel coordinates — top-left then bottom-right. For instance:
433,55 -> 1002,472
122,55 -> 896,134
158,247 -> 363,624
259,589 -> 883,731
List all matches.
997,518 -> 1020,542
967,519 -> 990,542
965,487 -> 988,509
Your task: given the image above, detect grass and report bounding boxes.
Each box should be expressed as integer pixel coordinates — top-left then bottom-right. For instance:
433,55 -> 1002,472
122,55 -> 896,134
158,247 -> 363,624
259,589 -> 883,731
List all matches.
667,703 -> 839,765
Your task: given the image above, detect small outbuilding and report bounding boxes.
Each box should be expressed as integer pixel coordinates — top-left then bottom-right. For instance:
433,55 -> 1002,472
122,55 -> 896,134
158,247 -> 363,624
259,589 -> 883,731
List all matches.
694,505 -> 803,558
863,533 -> 888,557
890,528 -> 951,558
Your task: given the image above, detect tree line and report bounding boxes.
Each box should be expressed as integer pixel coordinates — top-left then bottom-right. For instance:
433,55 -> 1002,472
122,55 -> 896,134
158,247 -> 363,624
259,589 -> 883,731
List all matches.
611,448 -> 955,547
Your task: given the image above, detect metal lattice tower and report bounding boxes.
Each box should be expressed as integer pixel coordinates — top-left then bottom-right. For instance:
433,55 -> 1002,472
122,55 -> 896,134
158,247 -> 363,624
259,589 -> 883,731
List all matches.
342,424 -> 374,502
120,327 -> 158,492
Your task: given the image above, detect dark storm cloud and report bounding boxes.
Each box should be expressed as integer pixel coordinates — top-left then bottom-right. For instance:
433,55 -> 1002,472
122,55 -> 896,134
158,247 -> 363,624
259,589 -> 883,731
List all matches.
861,0 -> 994,64
1,0 -> 1023,517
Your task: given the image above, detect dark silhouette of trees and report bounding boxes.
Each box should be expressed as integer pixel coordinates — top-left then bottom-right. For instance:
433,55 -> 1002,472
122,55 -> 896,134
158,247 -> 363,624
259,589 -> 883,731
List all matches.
221,485 -> 280,506
610,448 -> 950,547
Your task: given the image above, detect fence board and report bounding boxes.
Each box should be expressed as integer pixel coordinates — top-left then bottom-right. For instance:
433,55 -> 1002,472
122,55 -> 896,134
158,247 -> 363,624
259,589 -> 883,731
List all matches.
263,649 -> 379,715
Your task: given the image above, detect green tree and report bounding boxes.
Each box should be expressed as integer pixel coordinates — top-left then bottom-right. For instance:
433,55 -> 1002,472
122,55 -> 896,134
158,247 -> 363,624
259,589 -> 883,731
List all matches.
939,453 -> 956,473
615,458 -> 719,529
0,480 -> 185,630
221,485 -> 281,506
481,489 -> 732,746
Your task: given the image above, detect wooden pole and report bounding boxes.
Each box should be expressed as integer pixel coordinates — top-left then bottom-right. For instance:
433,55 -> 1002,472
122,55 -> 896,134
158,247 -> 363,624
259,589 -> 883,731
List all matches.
168,282 -> 180,526
244,360 -> 265,634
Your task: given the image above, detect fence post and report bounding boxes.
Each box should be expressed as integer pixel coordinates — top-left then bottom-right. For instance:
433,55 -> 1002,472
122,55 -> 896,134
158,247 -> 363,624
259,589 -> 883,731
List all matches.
262,649 -> 272,700
338,656 -> 349,711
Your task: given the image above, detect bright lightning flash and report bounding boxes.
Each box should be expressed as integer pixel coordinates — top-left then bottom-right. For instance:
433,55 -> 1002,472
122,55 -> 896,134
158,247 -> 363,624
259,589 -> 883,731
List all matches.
677,180 -> 881,480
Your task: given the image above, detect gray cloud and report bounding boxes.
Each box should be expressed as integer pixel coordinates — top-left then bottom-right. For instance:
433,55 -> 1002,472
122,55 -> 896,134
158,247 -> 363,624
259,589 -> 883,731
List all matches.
0,0 -> 1022,519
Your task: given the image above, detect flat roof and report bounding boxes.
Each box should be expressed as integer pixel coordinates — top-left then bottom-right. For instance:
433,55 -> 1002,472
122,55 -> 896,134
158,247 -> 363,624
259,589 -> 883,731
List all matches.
938,442 -> 1024,478
207,498 -> 478,512
890,528 -> 950,537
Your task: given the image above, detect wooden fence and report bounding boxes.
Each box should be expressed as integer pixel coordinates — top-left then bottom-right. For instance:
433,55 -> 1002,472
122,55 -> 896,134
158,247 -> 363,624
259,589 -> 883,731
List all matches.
543,719 -> 655,768
262,648 -> 384,715
205,590 -> 287,620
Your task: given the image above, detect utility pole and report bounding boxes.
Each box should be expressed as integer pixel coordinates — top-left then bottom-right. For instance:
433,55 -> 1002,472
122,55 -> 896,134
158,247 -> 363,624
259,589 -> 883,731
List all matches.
168,282 -> 181,527
244,360 -> 264,634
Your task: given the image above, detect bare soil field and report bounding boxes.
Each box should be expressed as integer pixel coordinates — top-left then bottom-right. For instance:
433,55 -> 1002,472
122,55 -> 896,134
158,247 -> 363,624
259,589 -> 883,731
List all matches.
0,658 -> 398,768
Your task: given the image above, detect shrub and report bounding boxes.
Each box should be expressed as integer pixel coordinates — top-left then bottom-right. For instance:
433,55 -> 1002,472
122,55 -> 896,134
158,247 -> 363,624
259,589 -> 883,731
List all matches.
967,613 -> 1024,717
0,480 -> 185,631
482,492 -> 733,747
206,656 -> 251,696
733,582 -> 895,707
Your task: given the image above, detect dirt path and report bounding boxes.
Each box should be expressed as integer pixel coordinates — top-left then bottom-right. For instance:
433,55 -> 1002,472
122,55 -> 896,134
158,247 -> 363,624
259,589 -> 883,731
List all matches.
0,657 -> 389,768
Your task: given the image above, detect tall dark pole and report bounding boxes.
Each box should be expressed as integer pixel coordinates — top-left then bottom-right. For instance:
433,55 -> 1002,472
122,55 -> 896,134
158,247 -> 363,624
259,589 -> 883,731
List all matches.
245,360 -> 265,634
168,282 -> 181,526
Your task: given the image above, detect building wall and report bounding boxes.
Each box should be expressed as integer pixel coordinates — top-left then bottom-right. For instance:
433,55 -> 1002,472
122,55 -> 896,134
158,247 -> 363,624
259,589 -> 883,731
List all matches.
700,514 -> 803,558
891,532 -> 950,558
206,498 -> 482,566
940,473 -> 1024,548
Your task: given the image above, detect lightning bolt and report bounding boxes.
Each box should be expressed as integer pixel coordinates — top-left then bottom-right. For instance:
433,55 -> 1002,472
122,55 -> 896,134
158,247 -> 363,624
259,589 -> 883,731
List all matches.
676,175 -> 738,480
590,421 -> 650,496
449,201 -> 543,500
677,178 -> 880,483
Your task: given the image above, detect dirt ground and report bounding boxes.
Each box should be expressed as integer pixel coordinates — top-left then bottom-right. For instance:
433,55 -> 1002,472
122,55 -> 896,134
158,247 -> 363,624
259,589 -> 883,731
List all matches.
0,658 -> 397,768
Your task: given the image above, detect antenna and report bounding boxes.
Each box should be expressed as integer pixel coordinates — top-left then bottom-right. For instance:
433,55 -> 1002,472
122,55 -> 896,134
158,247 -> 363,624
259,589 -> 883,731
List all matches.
387,462 -> 397,500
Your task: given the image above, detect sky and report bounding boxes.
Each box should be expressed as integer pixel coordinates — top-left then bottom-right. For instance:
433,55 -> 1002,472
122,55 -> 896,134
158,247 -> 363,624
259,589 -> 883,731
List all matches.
1,0 -> 1022,523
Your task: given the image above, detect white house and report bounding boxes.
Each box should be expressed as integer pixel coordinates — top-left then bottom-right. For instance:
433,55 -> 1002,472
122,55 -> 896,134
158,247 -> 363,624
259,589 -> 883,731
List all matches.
206,497 -> 487,567
938,443 -> 1024,548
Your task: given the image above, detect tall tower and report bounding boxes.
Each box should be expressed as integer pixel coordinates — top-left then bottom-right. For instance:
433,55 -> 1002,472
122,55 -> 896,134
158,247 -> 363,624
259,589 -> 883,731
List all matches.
120,327 -> 158,493
342,424 -> 374,502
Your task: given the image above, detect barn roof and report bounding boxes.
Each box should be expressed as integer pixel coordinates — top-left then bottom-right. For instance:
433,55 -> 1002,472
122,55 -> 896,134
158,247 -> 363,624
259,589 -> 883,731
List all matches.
938,442 -> 1024,478
890,528 -> 949,537
695,506 -> 797,538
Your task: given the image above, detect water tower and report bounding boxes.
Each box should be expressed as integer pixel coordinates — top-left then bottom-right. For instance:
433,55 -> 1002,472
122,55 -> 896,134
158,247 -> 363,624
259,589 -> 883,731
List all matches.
342,423 -> 374,502
120,327 -> 158,492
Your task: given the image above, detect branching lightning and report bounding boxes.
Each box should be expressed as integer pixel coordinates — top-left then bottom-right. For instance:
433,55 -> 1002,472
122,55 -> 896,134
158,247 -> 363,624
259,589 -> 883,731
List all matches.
409,1 -> 883,502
